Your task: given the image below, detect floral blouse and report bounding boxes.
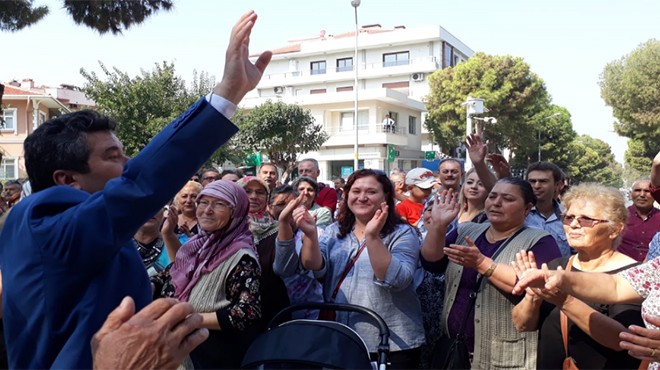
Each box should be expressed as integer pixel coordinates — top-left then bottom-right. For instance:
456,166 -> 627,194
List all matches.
619,257 -> 660,369
151,255 -> 261,331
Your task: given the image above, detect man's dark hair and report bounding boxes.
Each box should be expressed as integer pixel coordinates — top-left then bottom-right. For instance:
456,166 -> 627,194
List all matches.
270,184 -> 294,203
497,177 -> 537,206
526,161 -> 564,183
258,162 -> 279,172
292,176 -> 319,196
219,168 -> 244,179
202,168 -> 220,175
24,110 -> 116,193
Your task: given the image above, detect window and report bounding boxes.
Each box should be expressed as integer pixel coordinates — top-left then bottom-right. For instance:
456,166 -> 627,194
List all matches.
310,88 -> 327,94
383,51 -> 409,67
443,42 -> 454,68
310,61 -> 326,75
336,86 -> 353,92
336,57 -> 353,72
340,111 -> 368,132
1,108 -> 17,131
0,158 -> 17,180
408,116 -> 417,135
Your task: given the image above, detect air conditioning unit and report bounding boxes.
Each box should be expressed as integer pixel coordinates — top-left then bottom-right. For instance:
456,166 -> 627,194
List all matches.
274,86 -> 285,94
412,73 -> 425,82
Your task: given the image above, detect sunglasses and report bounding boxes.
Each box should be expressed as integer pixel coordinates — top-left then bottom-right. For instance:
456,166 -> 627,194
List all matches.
561,214 -> 608,228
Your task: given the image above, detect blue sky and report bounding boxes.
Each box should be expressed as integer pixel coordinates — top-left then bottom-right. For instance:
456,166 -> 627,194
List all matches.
3,0 -> 658,163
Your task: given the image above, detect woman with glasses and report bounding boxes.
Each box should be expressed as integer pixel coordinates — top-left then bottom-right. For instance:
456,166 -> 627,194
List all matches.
153,180 -> 261,369
512,183 -> 644,369
274,169 -> 425,369
421,177 -> 561,369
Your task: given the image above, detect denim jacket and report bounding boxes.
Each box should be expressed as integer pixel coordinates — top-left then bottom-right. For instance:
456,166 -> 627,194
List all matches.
274,222 -> 425,352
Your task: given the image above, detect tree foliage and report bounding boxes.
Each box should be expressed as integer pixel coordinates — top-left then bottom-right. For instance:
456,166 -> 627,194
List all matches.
234,101 -> 329,179
600,39 -> 660,172
81,62 -> 240,166
511,106 -> 577,171
567,135 -> 623,187
0,0 -> 172,34
424,52 -> 550,159
0,1 -> 48,32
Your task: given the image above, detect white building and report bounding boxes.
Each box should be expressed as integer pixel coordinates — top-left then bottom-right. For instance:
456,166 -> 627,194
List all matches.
242,24 -> 473,181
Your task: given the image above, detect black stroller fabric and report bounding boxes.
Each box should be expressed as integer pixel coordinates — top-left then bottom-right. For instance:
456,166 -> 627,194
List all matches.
241,319 -> 372,369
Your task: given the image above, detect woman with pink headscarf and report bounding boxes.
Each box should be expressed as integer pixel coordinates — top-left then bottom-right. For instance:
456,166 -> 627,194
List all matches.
152,180 -> 261,369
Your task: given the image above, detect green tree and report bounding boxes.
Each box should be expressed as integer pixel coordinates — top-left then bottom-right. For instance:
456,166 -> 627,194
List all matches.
511,106 -> 577,171
567,135 -> 623,187
234,101 -> 329,180
0,0 -> 172,34
600,39 -> 660,172
80,62 -> 241,166
424,52 -> 551,159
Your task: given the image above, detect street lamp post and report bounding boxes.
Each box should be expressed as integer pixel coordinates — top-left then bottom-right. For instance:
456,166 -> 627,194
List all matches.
461,97 -> 486,171
538,112 -> 561,162
351,0 -> 360,172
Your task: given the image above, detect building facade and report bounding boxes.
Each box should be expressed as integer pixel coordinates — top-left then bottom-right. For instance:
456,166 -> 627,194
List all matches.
0,80 -> 94,180
242,24 -> 473,181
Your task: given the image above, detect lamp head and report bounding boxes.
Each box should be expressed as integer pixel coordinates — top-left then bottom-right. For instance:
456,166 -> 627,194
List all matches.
351,0 -> 361,7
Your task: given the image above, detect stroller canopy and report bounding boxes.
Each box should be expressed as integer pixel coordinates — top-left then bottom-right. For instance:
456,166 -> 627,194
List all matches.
241,320 -> 373,369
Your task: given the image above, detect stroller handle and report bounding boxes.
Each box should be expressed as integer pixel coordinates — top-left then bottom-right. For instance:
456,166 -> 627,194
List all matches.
269,302 -> 390,350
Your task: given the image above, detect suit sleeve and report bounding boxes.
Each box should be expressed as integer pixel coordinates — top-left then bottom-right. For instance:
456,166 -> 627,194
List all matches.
33,98 -> 239,267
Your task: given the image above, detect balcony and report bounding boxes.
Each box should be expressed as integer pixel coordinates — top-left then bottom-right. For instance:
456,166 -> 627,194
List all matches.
323,121 -> 409,147
258,56 -> 440,88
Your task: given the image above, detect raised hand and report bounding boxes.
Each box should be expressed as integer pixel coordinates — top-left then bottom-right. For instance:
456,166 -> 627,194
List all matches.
162,205 -> 179,236
292,206 -> 317,237
214,11 -> 273,105
429,189 -> 460,229
466,133 -> 488,164
278,193 -> 305,223
486,153 -> 511,179
365,202 -> 388,238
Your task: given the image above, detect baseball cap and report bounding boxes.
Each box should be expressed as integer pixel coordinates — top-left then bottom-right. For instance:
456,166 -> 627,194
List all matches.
405,168 -> 438,189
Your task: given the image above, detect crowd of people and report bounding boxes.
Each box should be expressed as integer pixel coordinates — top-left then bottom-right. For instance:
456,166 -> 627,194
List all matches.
0,10 -> 660,370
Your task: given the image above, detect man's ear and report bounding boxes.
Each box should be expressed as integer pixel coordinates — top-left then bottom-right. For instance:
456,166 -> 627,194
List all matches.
52,170 -> 83,190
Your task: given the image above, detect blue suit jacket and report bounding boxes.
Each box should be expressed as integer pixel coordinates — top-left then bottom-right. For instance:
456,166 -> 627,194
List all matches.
0,98 -> 238,369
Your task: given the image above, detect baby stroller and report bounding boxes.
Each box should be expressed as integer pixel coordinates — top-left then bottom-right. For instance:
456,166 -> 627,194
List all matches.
241,302 -> 390,370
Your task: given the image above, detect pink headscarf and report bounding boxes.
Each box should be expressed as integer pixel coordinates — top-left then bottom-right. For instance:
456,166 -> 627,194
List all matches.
170,180 -> 257,302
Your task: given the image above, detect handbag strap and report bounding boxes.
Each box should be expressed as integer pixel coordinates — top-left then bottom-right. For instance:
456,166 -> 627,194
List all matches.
330,240 -> 368,301
455,226 -> 528,338
560,255 -> 575,359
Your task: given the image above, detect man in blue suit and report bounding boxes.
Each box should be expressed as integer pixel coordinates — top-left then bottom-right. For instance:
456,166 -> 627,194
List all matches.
0,11 -> 272,369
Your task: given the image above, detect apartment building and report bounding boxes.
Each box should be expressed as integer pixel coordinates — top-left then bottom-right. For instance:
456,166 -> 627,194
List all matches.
241,24 -> 473,181
0,80 -> 94,180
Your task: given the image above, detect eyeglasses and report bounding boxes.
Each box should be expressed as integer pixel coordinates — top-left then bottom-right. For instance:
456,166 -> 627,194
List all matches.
196,200 -> 233,212
202,176 -> 218,182
561,214 -> 609,228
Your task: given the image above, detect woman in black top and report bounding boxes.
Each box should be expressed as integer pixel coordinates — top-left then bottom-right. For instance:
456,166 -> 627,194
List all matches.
512,183 -> 643,369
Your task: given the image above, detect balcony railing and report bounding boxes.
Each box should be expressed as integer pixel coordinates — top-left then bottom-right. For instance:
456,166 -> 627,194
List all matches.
260,56 -> 439,81
326,122 -> 406,136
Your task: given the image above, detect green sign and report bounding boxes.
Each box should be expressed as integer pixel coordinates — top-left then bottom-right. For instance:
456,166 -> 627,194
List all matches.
387,145 -> 396,162
244,152 -> 262,167
425,151 -> 436,160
